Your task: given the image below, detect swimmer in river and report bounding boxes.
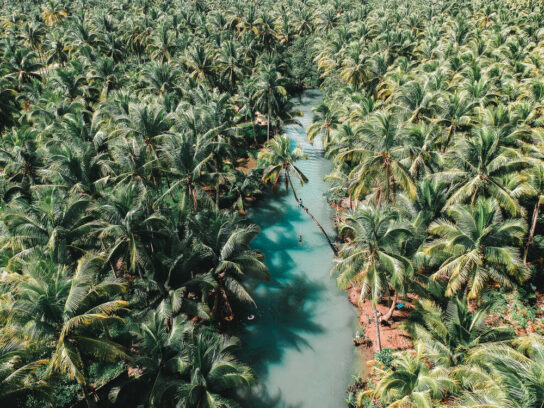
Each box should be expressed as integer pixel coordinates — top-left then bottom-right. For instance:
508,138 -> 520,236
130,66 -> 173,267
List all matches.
298,232 -> 303,246
299,198 -> 303,207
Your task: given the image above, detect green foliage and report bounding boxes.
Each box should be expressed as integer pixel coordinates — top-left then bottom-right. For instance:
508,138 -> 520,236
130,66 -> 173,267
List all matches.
314,0 -> 544,406
0,0 -> 338,405
374,348 -> 394,367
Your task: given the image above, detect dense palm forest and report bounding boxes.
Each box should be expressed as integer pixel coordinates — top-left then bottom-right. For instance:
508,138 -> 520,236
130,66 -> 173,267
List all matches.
0,0 -> 330,406
2,0 -> 544,407
313,0 -> 544,406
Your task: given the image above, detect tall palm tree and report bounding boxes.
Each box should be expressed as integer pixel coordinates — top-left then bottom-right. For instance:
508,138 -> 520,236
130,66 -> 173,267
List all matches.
252,64 -> 287,141
306,101 -> 341,148
332,205 -> 412,350
111,312 -> 189,407
5,254 -> 129,408
364,344 -> 456,408
436,126 -> 529,215
176,327 -> 255,408
258,134 -> 308,195
91,184 -> 170,278
453,335 -> 544,408
0,342 -> 48,404
337,112 -> 416,204
403,296 -> 516,367
424,198 -> 529,299
191,211 -> 268,321
155,130 -> 215,212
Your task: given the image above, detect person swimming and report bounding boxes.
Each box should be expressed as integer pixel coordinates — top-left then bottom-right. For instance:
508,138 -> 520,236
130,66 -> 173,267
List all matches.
298,232 -> 303,245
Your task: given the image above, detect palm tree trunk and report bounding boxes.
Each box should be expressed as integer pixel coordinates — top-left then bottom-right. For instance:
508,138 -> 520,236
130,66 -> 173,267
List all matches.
267,108 -> 271,142
442,124 -> 454,152
381,292 -> 398,322
81,383 -> 94,408
286,172 -> 338,256
374,307 -> 382,352
524,200 -> 541,264
251,116 -> 258,146
216,181 -> 220,209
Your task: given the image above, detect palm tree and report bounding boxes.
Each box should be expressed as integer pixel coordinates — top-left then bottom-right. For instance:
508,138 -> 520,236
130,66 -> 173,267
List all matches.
364,345 -> 456,408
339,42 -> 370,90
398,122 -> 443,178
332,205 -> 412,350
140,61 -> 179,96
453,335 -> 544,408
216,40 -> 246,90
0,342 -> 48,404
4,48 -> 42,90
5,254 -> 129,408
252,64 -> 288,141
306,101 -> 341,148
155,130 -> 215,212
91,184 -> 168,278
176,327 -> 255,408
434,92 -> 474,151
111,312 -> 189,407
403,296 -> 516,367
424,198 -> 529,299
336,112 -> 416,204
1,191 -> 92,265
191,211 -> 268,321
436,126 -> 529,215
258,134 -> 308,195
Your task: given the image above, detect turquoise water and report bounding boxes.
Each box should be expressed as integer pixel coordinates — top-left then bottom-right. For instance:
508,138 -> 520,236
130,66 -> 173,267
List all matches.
238,90 -> 360,408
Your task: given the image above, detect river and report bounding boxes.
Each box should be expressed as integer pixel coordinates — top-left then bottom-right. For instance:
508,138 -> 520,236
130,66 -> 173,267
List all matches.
237,90 -> 360,408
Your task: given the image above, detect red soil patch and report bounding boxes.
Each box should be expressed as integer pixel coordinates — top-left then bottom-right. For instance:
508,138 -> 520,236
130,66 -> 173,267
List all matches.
348,286 -> 413,353
236,156 -> 259,175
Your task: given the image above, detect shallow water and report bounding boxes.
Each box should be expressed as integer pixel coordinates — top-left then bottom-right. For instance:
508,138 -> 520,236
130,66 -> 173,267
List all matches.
238,90 -> 360,408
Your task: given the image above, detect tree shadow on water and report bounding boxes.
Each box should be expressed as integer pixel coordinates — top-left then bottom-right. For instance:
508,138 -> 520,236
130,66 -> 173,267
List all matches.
234,274 -> 325,378
239,383 -> 304,408
234,275 -> 325,408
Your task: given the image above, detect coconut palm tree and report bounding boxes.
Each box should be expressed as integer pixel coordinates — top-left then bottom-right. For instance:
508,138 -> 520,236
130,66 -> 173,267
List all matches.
306,101 -> 341,148
364,345 -> 456,408
191,211 -> 268,321
155,130 -> 215,212
4,254 -> 129,408
251,64 -> 288,141
336,112 -> 416,204
403,296 -> 516,368
110,311 -> 189,407
332,204 -> 412,351
436,126 -> 530,215
91,183 -> 169,278
453,335 -> 544,408
176,327 -> 255,408
258,134 -> 308,195
424,198 -> 529,299
0,342 -> 48,404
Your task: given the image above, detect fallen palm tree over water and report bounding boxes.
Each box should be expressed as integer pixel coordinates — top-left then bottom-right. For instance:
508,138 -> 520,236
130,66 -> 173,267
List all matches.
259,134 -> 339,256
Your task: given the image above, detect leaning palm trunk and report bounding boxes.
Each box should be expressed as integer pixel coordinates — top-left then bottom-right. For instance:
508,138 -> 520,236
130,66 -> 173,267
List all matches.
524,200 -> 541,264
374,307 -> 382,352
381,292 -> 398,322
286,171 -> 338,256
